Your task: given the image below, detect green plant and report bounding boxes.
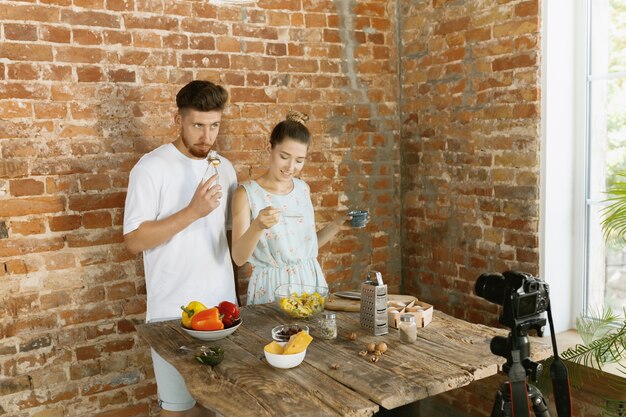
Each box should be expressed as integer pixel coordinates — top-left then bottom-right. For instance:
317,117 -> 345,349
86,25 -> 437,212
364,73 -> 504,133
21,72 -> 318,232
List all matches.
555,172 -> 626,416
559,308 -> 626,417
601,170 -> 626,243
575,307 -> 624,353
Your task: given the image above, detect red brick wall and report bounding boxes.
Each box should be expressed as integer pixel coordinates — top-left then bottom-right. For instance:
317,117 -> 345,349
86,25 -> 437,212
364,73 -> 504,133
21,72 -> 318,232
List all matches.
2,0 -> 607,416
398,1 -> 602,415
0,1 -> 400,415
399,0 -> 542,327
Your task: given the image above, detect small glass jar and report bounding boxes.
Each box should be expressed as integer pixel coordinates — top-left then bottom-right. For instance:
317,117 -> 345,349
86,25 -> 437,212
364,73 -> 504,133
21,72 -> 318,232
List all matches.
398,314 -> 417,344
317,312 -> 337,339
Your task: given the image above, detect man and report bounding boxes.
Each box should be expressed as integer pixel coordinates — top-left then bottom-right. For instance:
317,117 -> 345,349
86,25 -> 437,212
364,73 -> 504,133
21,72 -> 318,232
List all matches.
124,80 -> 238,417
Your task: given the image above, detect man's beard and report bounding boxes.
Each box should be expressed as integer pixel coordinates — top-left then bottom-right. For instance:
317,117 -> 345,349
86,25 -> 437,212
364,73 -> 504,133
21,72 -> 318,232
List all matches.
181,131 -> 210,159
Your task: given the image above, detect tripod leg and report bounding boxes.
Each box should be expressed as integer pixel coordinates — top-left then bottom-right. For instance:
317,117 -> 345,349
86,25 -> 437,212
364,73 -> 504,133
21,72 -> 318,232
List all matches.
491,387 -> 511,417
527,385 -> 552,417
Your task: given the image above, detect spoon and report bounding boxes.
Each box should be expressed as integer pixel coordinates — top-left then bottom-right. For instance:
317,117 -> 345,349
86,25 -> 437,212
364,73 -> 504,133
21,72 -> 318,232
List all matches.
281,211 -> 303,218
178,345 -> 196,352
202,151 -> 221,183
179,345 -> 213,354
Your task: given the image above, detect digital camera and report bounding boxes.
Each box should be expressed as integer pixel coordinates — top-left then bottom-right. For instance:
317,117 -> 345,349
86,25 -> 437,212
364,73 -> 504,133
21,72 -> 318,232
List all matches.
475,271 -> 549,329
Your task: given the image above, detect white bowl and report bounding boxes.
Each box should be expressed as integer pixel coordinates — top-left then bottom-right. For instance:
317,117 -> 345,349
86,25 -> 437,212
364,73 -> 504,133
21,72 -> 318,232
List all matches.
264,342 -> 306,369
181,319 -> 242,341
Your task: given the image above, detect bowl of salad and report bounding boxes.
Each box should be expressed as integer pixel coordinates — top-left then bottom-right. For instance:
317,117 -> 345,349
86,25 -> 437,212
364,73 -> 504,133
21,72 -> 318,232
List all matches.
274,284 -> 328,319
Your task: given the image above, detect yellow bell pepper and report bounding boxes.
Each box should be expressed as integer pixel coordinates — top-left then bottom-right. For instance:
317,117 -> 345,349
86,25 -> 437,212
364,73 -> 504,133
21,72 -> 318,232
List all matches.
181,301 -> 207,328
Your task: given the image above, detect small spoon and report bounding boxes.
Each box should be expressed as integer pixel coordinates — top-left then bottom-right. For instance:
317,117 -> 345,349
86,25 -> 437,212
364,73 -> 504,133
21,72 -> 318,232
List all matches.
178,345 -> 196,352
202,151 -> 221,183
179,345 -> 211,353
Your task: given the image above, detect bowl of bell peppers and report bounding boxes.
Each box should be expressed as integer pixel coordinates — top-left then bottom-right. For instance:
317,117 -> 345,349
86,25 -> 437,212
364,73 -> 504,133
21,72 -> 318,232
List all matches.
180,300 -> 242,341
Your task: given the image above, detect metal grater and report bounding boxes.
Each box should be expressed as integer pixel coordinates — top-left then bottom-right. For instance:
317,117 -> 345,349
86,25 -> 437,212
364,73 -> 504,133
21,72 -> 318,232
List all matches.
359,271 -> 388,335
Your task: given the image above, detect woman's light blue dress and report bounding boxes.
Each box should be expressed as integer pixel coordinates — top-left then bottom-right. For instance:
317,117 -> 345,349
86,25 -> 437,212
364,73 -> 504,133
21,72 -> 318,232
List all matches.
241,179 -> 326,305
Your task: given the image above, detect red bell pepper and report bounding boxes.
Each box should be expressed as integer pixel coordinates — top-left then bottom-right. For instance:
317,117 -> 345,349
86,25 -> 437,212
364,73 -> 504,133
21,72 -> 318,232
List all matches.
218,301 -> 240,328
190,307 -> 224,331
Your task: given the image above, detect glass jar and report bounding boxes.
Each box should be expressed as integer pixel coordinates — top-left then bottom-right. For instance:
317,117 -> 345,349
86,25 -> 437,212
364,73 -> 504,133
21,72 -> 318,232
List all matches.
398,314 -> 417,343
317,312 -> 337,339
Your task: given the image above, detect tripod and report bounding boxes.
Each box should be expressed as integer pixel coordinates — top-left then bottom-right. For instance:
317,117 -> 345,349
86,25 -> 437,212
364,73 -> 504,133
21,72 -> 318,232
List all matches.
475,271 -> 571,417
491,381 -> 550,417
489,328 -> 551,417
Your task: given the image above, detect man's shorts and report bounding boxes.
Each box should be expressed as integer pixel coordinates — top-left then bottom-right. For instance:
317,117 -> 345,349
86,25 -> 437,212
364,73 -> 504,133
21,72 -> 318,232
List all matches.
148,316 -> 197,414
151,348 -> 196,411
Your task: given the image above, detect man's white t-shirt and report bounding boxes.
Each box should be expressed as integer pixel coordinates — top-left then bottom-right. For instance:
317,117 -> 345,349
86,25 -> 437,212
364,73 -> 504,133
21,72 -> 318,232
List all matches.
123,143 -> 238,321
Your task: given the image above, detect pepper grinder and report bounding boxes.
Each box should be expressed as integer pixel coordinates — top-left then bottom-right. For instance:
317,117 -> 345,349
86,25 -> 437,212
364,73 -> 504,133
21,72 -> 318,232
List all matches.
359,270 -> 388,336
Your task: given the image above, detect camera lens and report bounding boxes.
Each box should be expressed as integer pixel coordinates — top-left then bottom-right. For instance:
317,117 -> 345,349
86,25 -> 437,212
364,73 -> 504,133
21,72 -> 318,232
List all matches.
475,273 -> 507,305
526,280 -> 538,292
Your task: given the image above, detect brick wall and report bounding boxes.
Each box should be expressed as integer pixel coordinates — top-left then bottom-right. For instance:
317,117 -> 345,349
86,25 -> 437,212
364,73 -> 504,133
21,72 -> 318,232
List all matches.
397,1 -> 604,415
1,0 -> 608,416
399,0 -> 542,327
399,3 -> 609,416
0,1 -> 400,416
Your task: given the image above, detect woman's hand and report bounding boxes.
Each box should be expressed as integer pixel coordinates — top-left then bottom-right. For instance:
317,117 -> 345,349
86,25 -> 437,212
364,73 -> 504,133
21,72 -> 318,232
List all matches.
253,206 -> 281,230
317,213 -> 359,249
330,214 -> 352,231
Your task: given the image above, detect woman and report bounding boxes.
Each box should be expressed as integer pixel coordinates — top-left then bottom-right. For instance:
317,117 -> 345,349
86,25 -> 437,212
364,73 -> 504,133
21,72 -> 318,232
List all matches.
231,110 -> 351,305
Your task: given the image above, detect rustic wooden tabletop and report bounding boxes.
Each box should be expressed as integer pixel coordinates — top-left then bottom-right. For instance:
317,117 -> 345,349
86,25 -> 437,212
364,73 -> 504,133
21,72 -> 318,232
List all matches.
136,304 -> 552,417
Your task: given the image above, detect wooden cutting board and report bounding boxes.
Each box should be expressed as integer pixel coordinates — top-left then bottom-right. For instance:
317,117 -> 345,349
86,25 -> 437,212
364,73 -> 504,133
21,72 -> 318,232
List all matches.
325,294 -> 418,312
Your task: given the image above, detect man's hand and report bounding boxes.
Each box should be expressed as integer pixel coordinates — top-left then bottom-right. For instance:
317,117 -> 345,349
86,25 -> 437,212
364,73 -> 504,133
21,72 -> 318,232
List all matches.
253,206 -> 280,230
123,174 -> 224,254
188,174 -> 222,220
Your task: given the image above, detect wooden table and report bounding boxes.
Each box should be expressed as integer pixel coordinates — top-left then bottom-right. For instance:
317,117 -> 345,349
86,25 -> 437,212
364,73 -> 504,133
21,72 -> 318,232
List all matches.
137,304 -> 552,417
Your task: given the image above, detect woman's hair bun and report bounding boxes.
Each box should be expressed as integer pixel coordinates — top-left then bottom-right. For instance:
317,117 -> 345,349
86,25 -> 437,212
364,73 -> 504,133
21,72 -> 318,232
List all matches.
286,110 -> 309,126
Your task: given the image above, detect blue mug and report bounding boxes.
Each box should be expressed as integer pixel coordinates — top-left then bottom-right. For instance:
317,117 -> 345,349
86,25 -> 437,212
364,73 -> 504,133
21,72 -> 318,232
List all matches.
348,210 -> 368,228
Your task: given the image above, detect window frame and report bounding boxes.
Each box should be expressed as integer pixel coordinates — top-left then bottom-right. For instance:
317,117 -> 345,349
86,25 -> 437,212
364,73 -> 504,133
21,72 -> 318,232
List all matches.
542,0 -> 626,332
541,0 -> 588,332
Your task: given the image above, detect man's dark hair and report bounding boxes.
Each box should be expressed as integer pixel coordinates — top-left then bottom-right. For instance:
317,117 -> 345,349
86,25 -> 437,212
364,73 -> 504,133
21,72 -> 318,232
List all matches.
176,80 -> 228,113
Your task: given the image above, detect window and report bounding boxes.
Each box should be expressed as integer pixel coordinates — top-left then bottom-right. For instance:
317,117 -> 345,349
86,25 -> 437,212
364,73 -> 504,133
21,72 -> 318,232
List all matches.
543,0 -> 626,331
584,0 -> 626,316
542,0 -> 582,332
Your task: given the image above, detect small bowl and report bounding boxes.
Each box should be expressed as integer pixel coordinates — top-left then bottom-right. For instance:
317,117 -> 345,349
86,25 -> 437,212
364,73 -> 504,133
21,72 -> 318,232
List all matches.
348,210 -> 368,228
264,342 -> 306,369
271,324 -> 309,342
181,319 -> 242,341
195,346 -> 225,366
275,284 -> 328,319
